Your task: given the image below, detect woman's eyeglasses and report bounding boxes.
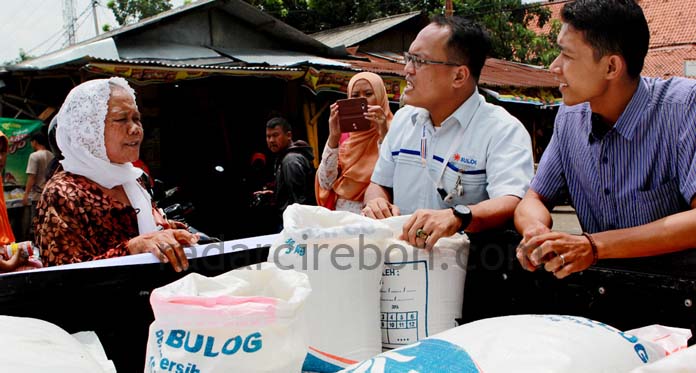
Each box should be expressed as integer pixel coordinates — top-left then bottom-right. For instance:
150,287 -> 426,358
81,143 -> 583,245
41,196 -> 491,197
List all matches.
402,52 -> 462,69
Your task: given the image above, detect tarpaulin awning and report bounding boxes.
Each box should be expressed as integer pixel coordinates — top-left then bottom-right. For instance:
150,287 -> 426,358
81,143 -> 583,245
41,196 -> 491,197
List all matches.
302,67 -> 405,102
85,61 -> 306,84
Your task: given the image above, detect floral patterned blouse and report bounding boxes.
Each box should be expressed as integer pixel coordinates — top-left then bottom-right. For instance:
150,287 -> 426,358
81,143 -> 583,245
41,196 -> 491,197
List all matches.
316,145 -> 364,214
35,171 -> 144,266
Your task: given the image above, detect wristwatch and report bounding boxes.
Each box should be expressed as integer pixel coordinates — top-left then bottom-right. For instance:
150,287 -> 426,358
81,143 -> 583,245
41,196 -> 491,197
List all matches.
451,204 -> 472,232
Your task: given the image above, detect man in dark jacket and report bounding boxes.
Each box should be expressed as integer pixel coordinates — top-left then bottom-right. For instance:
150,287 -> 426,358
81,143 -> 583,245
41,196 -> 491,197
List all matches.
259,117 -> 315,228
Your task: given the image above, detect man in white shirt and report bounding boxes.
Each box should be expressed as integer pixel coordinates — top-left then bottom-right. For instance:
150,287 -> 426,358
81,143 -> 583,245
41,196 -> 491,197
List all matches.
363,15 -> 534,249
22,132 -> 54,240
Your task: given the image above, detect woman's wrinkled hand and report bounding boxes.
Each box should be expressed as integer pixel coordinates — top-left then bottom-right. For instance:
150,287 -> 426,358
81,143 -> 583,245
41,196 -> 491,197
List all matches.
166,219 -> 188,229
127,229 -> 199,272
362,197 -> 400,219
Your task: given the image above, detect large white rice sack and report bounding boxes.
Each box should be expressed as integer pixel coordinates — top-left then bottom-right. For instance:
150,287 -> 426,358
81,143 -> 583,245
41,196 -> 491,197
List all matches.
341,314 -> 670,373
380,215 -> 469,349
268,204 -> 394,372
0,316 -> 109,372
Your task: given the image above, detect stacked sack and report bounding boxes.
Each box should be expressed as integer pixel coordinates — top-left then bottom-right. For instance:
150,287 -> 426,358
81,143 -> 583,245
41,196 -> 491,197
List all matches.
145,263 -> 311,373
340,314 -> 684,373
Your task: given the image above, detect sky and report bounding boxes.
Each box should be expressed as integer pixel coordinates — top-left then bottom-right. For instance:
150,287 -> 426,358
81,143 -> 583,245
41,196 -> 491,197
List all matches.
0,0 -> 184,64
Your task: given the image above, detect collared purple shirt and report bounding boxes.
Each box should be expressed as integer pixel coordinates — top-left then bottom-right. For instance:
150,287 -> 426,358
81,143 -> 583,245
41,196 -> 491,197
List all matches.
532,77 -> 696,233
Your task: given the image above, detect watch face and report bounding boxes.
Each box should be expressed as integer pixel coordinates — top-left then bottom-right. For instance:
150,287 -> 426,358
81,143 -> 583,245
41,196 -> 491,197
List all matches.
454,204 -> 471,215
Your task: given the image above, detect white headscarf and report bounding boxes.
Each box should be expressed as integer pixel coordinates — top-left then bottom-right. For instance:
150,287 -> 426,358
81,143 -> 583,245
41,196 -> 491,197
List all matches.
56,77 -> 157,235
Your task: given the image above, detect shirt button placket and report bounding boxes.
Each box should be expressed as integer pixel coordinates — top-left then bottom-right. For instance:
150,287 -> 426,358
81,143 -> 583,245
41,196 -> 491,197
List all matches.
424,123 -> 435,209
599,140 -> 617,230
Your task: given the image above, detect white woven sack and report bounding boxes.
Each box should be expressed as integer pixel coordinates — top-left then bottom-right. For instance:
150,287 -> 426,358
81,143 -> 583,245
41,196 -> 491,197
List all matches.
341,314 -> 669,373
380,215 -> 469,348
0,316 -> 108,373
145,262 -> 311,373
268,204 -> 394,372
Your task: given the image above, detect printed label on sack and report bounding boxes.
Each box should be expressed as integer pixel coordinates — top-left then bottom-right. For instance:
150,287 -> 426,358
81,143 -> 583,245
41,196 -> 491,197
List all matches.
147,329 -> 263,372
343,338 -> 480,373
380,260 -> 427,346
536,315 -> 652,363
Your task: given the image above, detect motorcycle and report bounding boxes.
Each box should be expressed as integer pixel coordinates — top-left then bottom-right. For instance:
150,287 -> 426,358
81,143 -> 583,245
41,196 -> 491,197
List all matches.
149,177 -> 221,245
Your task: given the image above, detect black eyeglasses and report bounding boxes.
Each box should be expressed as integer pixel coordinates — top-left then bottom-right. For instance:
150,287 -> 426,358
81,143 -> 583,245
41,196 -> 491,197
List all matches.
402,52 -> 461,69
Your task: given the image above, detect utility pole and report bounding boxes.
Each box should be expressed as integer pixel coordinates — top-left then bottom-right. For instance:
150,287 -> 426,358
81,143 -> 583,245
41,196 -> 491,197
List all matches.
63,0 -> 77,45
92,0 -> 100,36
445,0 -> 454,17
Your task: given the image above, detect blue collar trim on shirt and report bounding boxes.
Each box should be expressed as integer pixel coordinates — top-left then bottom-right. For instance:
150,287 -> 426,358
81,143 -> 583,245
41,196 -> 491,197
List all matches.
392,149 -> 421,156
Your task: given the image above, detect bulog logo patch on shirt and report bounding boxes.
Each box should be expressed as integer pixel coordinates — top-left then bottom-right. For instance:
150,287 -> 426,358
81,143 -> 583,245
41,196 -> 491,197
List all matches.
451,153 -> 478,170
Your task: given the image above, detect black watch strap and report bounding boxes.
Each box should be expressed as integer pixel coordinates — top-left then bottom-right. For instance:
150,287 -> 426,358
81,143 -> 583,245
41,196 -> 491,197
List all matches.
452,205 -> 472,232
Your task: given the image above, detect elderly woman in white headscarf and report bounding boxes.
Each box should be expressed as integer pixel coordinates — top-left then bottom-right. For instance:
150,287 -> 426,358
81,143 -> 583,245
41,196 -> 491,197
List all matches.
34,77 -> 197,272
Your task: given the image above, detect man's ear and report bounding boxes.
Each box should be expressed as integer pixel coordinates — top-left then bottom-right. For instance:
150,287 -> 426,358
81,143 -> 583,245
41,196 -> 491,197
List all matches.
452,65 -> 470,89
605,54 -> 624,80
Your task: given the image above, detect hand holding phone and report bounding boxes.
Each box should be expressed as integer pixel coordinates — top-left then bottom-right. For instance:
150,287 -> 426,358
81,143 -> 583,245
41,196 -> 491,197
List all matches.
337,97 -> 370,132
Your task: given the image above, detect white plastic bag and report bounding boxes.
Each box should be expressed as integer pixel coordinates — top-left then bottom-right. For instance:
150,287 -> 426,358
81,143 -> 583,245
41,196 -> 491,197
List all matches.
145,262 -> 311,373
341,315 -> 670,373
0,316 -> 108,373
380,215 -> 469,348
630,344 -> 696,372
268,204 -> 394,372
626,324 -> 692,355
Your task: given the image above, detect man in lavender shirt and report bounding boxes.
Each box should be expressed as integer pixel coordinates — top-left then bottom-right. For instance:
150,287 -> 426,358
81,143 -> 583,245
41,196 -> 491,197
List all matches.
515,0 -> 696,279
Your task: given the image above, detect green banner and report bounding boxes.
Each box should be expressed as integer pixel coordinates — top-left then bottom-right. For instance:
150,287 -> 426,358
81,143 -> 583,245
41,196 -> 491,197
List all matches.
0,118 -> 44,187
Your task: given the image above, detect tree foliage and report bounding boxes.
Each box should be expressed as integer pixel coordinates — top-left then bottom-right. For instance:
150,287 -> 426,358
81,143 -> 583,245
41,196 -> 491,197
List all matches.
243,0 -> 559,66
3,49 -> 34,65
452,0 -> 560,66
107,0 -> 173,26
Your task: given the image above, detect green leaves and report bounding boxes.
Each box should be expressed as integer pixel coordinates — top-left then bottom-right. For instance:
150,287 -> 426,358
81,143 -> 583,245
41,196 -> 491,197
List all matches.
107,0 -> 173,26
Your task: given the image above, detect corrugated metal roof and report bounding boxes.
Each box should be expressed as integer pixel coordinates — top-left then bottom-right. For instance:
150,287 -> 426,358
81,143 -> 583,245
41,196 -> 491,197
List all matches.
90,58 -> 305,71
87,57 -> 305,71
117,43 -> 231,66
90,0 -> 330,53
14,38 -> 119,70
10,0 -> 335,71
481,58 -> 558,88
336,51 -> 559,88
119,43 -> 221,60
311,11 -> 422,48
214,48 -> 351,67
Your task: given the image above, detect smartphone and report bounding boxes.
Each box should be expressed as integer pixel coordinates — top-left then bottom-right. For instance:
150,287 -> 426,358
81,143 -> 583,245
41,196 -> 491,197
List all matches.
337,97 -> 370,132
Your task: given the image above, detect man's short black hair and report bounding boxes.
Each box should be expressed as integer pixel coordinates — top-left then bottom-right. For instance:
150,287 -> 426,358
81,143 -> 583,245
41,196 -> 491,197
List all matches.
561,0 -> 649,79
265,117 -> 292,133
431,15 -> 491,81
31,132 -> 49,147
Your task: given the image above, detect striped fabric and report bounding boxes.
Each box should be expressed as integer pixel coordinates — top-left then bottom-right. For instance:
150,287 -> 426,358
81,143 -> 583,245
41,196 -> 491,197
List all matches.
531,77 -> 696,233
